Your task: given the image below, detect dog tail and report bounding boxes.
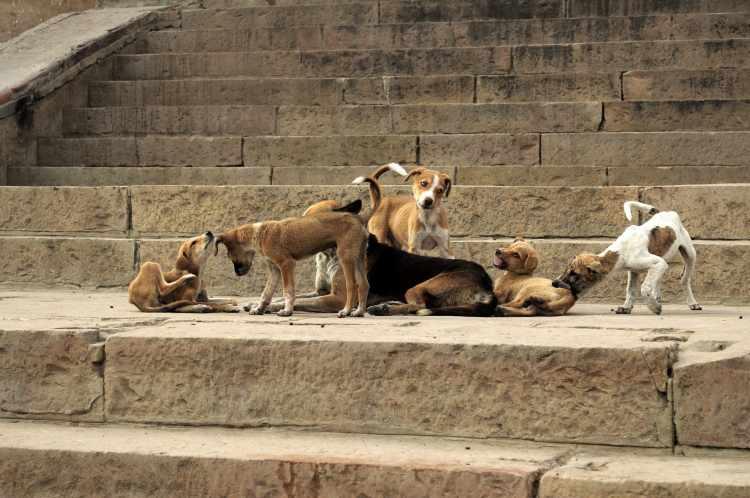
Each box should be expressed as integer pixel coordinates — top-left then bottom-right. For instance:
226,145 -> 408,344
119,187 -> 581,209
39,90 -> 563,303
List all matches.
417,293 -> 497,317
624,201 -> 659,223
137,300 -> 197,312
371,162 -> 408,180
351,175 -> 383,224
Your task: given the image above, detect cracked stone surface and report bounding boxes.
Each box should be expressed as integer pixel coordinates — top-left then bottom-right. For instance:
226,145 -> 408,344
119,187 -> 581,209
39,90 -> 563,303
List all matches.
1,290 -> 748,449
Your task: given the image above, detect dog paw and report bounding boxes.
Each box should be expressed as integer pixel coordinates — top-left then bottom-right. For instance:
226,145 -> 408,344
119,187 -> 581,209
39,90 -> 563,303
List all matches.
277,309 -> 293,317
614,306 -> 632,315
647,301 -> 662,315
248,304 -> 266,315
416,309 -> 433,316
689,304 -> 703,311
228,305 -> 242,313
366,304 -> 390,316
194,304 -> 212,313
349,308 -> 366,317
337,308 -> 352,318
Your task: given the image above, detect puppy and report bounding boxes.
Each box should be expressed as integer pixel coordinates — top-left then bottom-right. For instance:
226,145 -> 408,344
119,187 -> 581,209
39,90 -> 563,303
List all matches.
216,198 -> 374,318
493,238 -> 575,316
554,201 -> 701,315
266,177 -> 496,317
128,232 -> 238,313
366,163 -> 453,257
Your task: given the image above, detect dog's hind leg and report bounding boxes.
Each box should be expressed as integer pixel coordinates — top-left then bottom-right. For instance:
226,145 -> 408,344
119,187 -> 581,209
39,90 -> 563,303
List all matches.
278,260 -> 297,317
679,243 -> 702,311
615,271 -> 640,314
158,273 -> 196,297
337,256 -> 358,317
351,246 -> 369,317
247,261 -> 281,314
640,255 -> 669,315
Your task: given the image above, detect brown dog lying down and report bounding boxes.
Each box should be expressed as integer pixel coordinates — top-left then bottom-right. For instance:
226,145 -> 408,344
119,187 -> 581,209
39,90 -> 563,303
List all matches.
266,177 -> 496,317
216,190 -> 376,318
128,232 -> 239,313
492,239 -> 575,317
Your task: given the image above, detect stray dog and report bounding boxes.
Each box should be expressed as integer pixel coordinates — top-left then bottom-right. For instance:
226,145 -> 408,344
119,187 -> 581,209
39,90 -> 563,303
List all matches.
216,194 -> 375,318
493,238 -> 575,316
366,163 -> 453,257
267,177 -> 496,317
553,201 -> 701,315
128,232 -> 238,313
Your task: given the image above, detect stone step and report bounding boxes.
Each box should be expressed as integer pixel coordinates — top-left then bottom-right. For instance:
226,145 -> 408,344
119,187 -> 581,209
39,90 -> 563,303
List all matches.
569,0 -> 749,17
111,39 -> 750,80
135,13 -> 750,52
111,46 -> 511,80
63,103 -> 602,136
0,420 -> 564,497
38,132 -> 750,168
182,0 -> 563,31
541,131 -> 750,166
89,73 -> 619,107
603,100 -> 750,131
624,68 -> 750,100
9,164 -> 750,188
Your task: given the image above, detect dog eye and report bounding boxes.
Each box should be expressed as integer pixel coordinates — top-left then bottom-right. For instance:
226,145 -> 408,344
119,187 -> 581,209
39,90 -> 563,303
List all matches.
420,180 -> 429,187
435,188 -> 444,194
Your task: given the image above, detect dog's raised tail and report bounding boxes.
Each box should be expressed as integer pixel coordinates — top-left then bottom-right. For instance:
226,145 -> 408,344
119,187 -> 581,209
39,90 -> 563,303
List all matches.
371,162 -> 408,180
624,201 -> 659,222
352,174 -> 383,224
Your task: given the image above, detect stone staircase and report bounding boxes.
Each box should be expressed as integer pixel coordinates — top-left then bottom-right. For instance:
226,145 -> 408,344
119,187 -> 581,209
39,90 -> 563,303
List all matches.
2,0 -> 750,495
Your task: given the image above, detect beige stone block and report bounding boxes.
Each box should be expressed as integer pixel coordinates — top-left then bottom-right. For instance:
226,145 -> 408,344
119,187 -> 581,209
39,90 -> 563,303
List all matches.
624,69 -> 750,101
514,39 -> 750,74
8,167 -> 272,186
271,166 -> 437,186
421,134 -> 539,166
104,319 -> 672,446
604,100 -> 750,132
387,75 -> 475,104
607,165 -> 750,186
477,73 -> 620,102
641,185 -> 750,240
90,78 -> 344,106
675,353 -> 750,448
539,452 -> 750,497
569,0 -> 730,16
456,165 -> 607,186
137,26 -> 323,52
542,132 -> 750,166
0,421 -> 560,498
182,3 -> 378,30
138,238 -> 316,297
340,78 -> 388,104
448,186 -> 639,238
393,103 -> 601,134
0,236 -> 134,287
0,328 -> 103,422
0,187 -> 127,233
64,106 -> 276,136
277,106 -> 392,136
37,137 -> 137,166
379,0 -> 562,23
139,136 -> 243,167
243,136 -> 416,167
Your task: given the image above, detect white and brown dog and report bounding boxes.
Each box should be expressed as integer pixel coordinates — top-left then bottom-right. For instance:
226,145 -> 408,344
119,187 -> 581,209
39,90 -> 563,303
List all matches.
554,201 -> 701,315
364,163 -> 453,257
128,232 -> 239,313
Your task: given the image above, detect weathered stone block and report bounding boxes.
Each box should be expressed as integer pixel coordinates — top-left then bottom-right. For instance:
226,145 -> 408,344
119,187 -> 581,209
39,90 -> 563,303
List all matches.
379,0 -> 563,23
456,165 -> 607,186
0,186 -> 127,234
0,328 -> 103,422
387,75 -> 475,104
420,134 -> 539,165
623,69 -> 750,101
393,103 -> 601,134
604,100 -> 750,132
277,105 -> 392,136
243,136 -> 416,167
607,166 -> 750,186
542,132 -> 750,166
477,73 -> 620,102
8,167 -> 272,186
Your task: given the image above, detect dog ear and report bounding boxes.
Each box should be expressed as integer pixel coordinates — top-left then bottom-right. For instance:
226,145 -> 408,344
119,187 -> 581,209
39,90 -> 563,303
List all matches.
586,259 -> 604,274
215,235 -> 229,257
404,167 -> 426,182
443,177 -> 452,198
523,250 -> 539,273
513,235 -> 526,242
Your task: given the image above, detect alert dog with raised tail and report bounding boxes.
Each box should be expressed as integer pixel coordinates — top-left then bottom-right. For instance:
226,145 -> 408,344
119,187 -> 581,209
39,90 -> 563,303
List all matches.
365,162 -> 453,257
554,201 -> 701,315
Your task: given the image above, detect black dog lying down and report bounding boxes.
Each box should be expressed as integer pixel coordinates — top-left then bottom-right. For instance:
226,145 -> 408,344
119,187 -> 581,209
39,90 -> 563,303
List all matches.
266,199 -> 497,317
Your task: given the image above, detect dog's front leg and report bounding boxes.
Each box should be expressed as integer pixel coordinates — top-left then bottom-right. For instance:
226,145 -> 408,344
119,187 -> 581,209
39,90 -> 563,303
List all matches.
615,271 -> 640,314
249,260 -> 280,314
278,260 -> 296,317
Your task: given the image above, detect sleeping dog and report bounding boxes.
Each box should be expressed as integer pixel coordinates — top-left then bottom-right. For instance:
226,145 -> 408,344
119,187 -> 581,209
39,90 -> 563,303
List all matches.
267,176 -> 496,317
554,201 -> 701,315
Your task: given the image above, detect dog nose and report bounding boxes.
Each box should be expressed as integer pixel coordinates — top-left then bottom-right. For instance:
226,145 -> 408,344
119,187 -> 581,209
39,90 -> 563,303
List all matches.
423,198 -> 433,207
495,249 -> 502,256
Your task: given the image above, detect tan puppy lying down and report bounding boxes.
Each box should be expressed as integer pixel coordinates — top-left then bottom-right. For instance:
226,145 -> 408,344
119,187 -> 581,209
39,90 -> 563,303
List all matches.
128,231 -> 239,312
216,193 -> 374,318
493,238 -> 575,317
366,163 -> 453,257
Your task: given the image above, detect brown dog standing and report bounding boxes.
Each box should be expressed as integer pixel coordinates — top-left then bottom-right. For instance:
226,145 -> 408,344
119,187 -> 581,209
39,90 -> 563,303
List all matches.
128,232 -> 238,313
365,163 -> 453,257
216,199 -> 374,318
493,239 -> 575,317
